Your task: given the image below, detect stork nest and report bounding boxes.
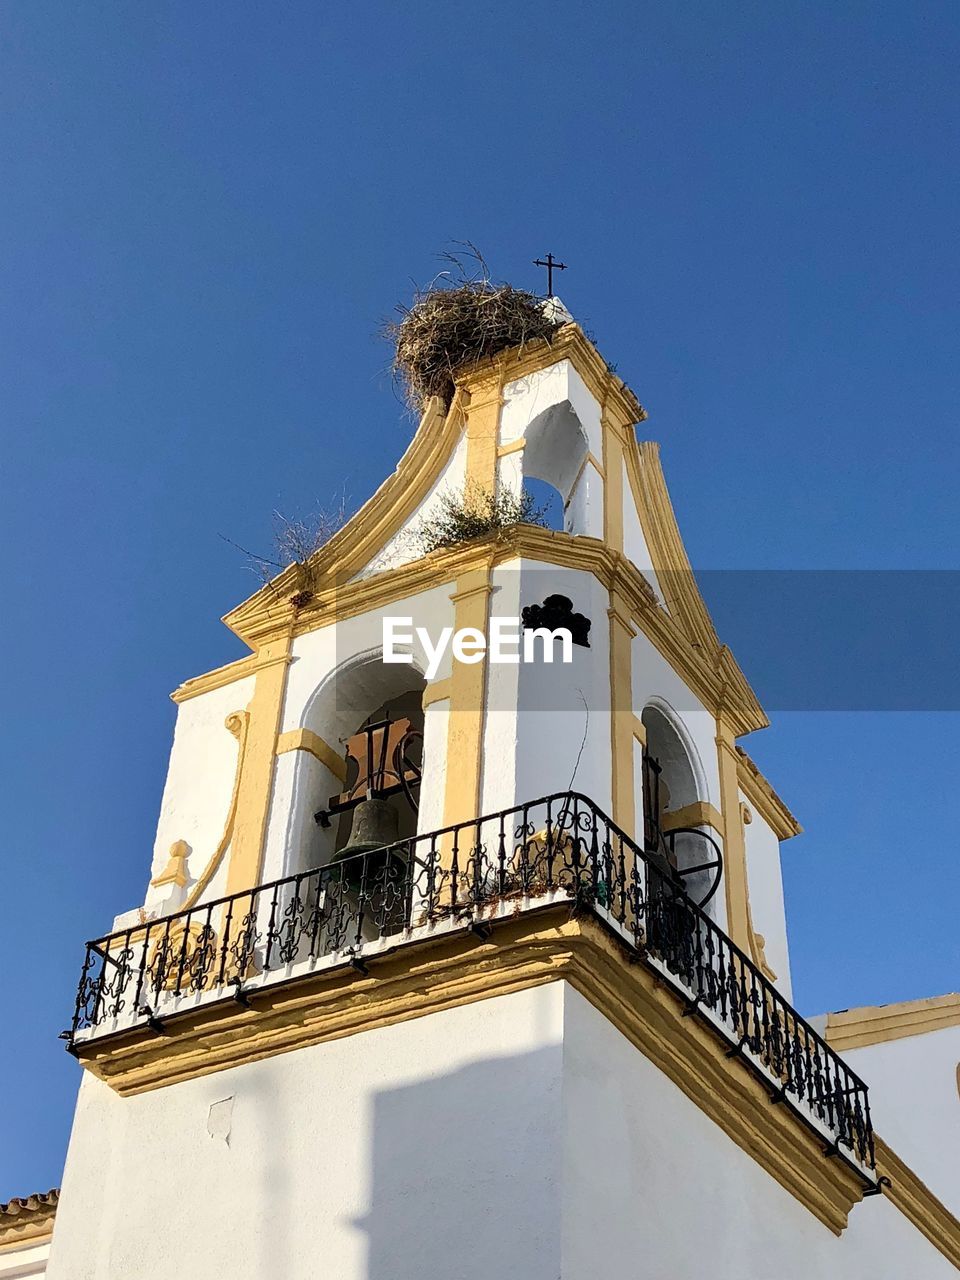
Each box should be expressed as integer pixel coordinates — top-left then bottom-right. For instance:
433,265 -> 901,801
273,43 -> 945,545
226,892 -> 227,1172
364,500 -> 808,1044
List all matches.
388,275 -> 561,411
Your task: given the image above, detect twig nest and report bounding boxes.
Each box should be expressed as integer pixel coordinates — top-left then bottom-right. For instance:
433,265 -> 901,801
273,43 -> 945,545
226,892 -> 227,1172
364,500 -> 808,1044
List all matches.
390,282 -> 561,411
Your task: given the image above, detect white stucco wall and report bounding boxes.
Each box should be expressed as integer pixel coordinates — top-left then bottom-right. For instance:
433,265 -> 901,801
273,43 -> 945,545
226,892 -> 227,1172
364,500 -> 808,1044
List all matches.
356,433 -> 469,578
47,987 -> 564,1280
51,983 -> 952,1279
561,985 -> 955,1280
510,562 -> 611,815
844,1024 -> 960,1220
499,361 -> 604,540
143,674 -> 255,917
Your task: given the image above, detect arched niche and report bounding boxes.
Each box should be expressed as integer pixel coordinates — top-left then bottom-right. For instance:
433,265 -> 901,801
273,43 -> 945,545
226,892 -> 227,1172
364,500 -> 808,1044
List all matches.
641,702 -> 703,814
523,400 -> 589,496
285,652 -> 427,877
640,701 -> 720,916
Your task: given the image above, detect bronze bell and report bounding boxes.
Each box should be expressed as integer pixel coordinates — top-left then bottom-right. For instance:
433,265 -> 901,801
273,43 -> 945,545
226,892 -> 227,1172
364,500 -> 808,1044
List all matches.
338,797 -> 400,857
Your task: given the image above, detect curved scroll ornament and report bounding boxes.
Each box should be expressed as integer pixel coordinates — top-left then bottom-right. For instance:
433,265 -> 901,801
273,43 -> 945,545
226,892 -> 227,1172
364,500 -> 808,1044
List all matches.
161,711 -> 250,912
147,920 -> 220,993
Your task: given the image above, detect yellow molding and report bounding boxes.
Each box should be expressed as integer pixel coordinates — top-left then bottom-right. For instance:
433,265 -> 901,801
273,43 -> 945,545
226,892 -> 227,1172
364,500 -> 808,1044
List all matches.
456,324 -> 647,429
180,527 -> 766,740
74,910 -> 864,1234
171,653 -> 260,704
875,1135 -> 960,1271
608,592 -> 637,838
422,678 -> 453,707
623,440 -> 721,659
631,716 -> 647,746
187,324 -> 764,740
496,436 -> 525,457
602,392 -> 625,556
736,747 -> 802,840
442,565 -> 492,837
222,394 -> 462,644
225,636 -> 293,895
568,451 -> 605,499
718,726 -> 779,980
661,801 -> 724,836
824,993 -> 960,1053
223,326 -> 642,649
150,840 -> 190,889
716,723 -> 753,955
276,728 -> 347,782
178,711 -> 249,910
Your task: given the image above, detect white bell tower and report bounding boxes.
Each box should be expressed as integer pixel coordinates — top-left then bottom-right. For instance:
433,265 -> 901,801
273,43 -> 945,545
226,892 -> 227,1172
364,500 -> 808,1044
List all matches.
46,305 -> 960,1280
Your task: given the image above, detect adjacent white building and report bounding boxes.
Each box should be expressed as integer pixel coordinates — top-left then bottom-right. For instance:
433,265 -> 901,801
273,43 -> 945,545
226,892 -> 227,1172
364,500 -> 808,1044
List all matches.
5,311 -> 957,1277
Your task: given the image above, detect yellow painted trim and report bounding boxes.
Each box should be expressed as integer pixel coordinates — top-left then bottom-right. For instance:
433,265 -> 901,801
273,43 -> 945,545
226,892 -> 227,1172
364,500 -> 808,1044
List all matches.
246,526 -> 764,736
223,394 -> 461,645
276,728 -> 347,782
150,840 -> 191,889
718,724 -> 779,979
736,747 -> 802,840
204,325 -> 764,740
171,653 -> 260,704
463,367 -> 504,495
661,801 -> 724,837
422,678 -> 453,707
875,1135 -> 960,1271
496,436 -> 525,458
601,395 -> 625,556
442,565 -> 493,836
608,591 -> 637,838
824,993 -> 960,1053
75,910 -> 864,1234
566,450 -> 605,501
631,716 -> 647,746
176,712 -> 249,910
716,723 -> 753,955
225,635 -> 293,895
623,439 -> 719,655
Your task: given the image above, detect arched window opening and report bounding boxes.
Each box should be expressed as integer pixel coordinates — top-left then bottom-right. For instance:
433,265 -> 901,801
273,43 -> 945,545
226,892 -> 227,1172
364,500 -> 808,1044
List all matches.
297,656 -> 428,879
330,686 -> 425,860
641,704 -> 721,915
524,475 -> 565,532
522,399 -> 590,535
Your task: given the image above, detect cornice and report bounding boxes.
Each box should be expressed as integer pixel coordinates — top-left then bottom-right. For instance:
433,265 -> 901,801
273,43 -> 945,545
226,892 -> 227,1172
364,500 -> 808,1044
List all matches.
824,993 -> 960,1053
73,910 -> 863,1235
456,323 -> 647,428
168,527 -> 767,735
736,746 -> 803,840
875,1136 -> 960,1271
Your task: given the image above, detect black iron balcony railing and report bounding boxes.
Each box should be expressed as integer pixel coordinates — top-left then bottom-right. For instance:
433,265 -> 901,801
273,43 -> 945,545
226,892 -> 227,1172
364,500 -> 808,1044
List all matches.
69,791 -> 875,1177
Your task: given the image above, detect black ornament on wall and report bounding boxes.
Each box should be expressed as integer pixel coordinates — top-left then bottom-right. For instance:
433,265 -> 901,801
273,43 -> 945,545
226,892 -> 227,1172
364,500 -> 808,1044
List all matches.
520,594 -> 591,648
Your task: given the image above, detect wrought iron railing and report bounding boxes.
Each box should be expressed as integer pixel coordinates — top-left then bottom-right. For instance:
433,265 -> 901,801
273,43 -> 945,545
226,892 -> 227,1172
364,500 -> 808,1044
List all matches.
69,791 -> 874,1174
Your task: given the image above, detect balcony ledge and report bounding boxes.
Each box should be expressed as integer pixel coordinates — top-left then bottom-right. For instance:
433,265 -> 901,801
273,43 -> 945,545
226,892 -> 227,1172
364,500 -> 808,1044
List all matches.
73,904 -> 868,1235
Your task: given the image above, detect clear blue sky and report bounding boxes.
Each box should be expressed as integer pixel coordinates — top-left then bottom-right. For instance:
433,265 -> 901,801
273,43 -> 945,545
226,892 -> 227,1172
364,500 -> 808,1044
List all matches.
2,1 -> 958,1199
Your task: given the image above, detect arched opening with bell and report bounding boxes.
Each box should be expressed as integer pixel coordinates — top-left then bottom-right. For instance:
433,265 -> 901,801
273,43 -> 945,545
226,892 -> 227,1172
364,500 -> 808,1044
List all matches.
640,701 -> 723,920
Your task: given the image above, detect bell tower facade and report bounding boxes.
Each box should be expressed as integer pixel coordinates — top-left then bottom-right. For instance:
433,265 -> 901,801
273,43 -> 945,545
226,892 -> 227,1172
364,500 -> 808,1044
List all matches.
46,312 -> 956,1280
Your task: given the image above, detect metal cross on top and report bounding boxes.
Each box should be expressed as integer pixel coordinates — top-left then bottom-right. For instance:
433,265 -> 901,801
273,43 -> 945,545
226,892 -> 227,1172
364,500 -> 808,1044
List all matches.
533,252 -> 567,295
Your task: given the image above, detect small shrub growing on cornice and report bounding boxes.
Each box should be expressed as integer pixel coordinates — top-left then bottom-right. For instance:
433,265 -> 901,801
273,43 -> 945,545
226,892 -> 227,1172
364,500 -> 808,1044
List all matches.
407,481 -> 548,556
